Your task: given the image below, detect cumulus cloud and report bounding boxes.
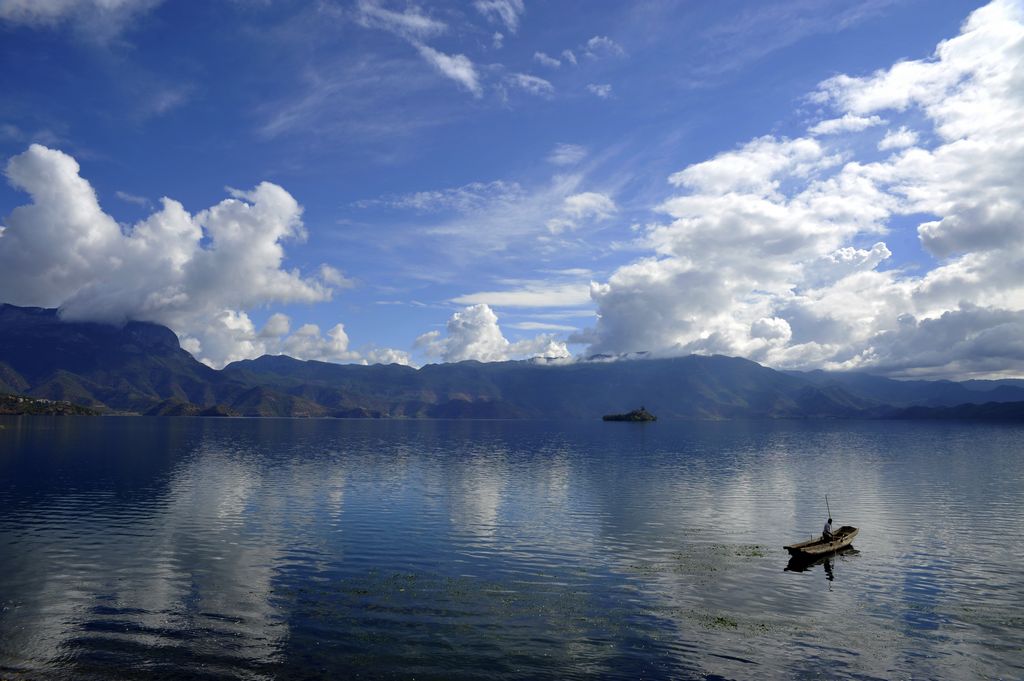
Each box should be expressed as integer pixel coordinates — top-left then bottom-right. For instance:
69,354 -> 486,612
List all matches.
579,0 -> 1024,378
584,35 -> 624,59
318,264 -> 354,288
853,305 -> 1024,379
415,304 -> 569,363
667,136 -> 836,195
473,0 -> 524,34
259,312 -> 291,338
878,126 -> 919,150
803,242 -> 892,287
0,144 -> 404,368
265,314 -> 410,366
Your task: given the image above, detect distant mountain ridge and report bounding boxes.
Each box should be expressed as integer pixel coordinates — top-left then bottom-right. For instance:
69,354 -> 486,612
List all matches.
3,303 -> 1024,419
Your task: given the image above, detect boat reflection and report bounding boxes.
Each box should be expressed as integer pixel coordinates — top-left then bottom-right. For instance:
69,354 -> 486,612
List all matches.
785,547 -> 860,581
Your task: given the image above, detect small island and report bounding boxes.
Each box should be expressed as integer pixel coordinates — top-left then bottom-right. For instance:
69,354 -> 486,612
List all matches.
0,393 -> 98,416
602,407 -> 657,422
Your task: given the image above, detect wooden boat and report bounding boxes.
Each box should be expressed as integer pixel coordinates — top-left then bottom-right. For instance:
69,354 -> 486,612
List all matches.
784,525 -> 858,558
785,546 -> 858,574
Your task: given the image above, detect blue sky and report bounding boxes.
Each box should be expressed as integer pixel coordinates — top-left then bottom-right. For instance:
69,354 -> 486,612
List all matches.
3,0 -> 1024,378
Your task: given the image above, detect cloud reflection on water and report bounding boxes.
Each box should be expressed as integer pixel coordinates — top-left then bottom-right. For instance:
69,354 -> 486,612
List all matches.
0,417 -> 1022,679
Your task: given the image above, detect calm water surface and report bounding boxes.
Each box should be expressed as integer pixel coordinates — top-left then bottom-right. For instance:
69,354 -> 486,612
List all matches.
1,417 -> 1022,680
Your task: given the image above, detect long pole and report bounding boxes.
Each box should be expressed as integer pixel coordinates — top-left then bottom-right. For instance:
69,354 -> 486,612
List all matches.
826,494 -> 832,519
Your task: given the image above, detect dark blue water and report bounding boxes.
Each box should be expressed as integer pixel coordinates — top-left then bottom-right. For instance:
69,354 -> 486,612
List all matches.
1,417 -> 1022,680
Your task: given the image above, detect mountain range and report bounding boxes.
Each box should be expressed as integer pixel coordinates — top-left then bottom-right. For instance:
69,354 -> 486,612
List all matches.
2,303 -> 1023,419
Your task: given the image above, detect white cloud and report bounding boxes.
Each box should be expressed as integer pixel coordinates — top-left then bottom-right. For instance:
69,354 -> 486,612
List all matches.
578,0 -> 1024,378
362,346 -> 413,365
256,56 -> 449,141
533,51 -> 561,68
547,191 -> 616,233
0,0 -> 160,37
878,126 -> 919,150
141,85 -> 190,118
318,264 -> 354,288
283,322 -> 352,362
0,144 -> 375,369
354,1 -> 481,98
507,321 -> 578,331
750,316 -> 791,342
474,0 -> 524,33
115,190 -> 149,207
355,0 -> 446,39
366,172 -> 608,253
547,143 -> 586,166
259,312 -> 291,338
667,135 -> 836,195
584,35 -> 624,59
851,304 -> 1024,379
561,49 -> 577,65
492,31 -> 503,49
586,83 -> 612,98
413,42 -> 482,96
562,192 -> 616,220
188,312 -> 411,368
803,242 -> 892,287
452,282 -> 591,308
808,113 -> 884,136
359,180 -> 524,212
506,73 -> 553,97
415,304 -> 569,363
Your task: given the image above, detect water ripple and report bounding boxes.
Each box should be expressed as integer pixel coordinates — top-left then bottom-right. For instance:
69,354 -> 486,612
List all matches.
1,417 -> 1023,679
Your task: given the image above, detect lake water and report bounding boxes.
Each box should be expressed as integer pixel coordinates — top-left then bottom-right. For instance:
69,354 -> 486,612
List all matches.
1,417 -> 1022,680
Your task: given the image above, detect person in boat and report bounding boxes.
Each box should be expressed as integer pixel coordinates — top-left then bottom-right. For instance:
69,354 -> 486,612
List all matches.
822,517 -> 833,541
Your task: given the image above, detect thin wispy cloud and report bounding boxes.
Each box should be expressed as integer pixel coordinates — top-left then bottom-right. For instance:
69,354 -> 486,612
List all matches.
506,73 -> 554,97
414,42 -> 482,96
507,321 -> 579,331
473,0 -> 524,34
354,0 -> 481,97
808,113 -> 884,136
547,143 -> 587,166
115,190 -> 149,207
355,0 -> 446,39
452,282 -> 592,308
533,51 -> 560,68
685,0 -> 902,82
0,0 -> 162,40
